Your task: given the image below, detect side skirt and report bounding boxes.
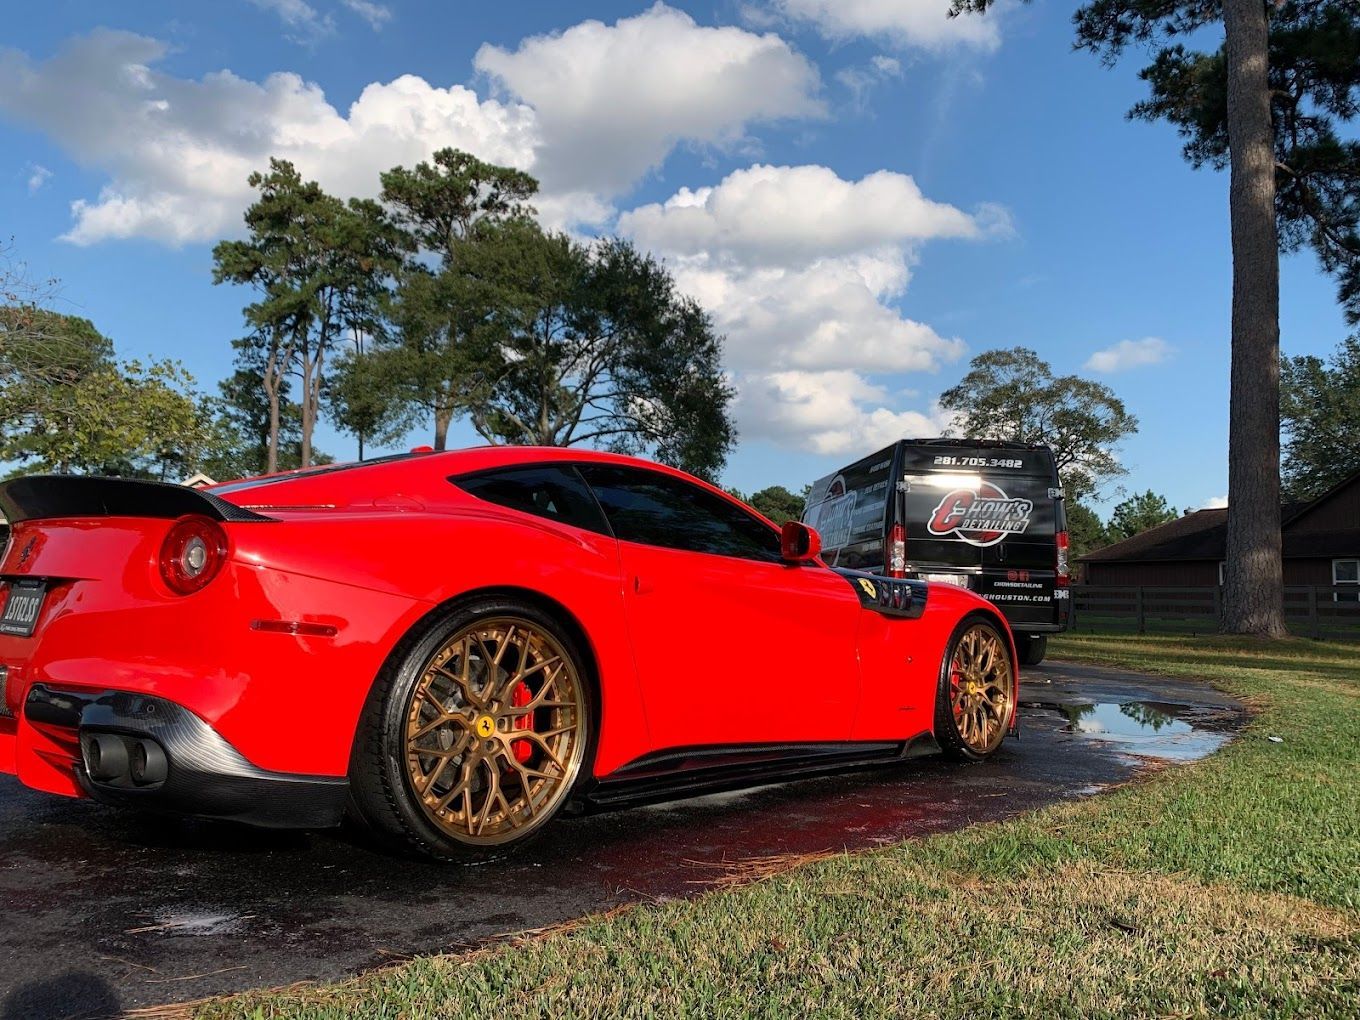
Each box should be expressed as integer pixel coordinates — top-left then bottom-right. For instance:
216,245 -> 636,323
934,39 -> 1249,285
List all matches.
580,733 -> 939,812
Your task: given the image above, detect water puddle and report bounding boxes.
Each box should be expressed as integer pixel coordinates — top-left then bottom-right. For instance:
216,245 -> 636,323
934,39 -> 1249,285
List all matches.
1023,700 -> 1230,762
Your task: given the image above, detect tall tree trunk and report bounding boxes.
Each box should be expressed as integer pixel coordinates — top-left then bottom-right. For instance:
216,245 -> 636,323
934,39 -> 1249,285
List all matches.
434,405 -> 452,451
262,354 -> 281,476
1221,0 -> 1287,637
299,384 -> 313,468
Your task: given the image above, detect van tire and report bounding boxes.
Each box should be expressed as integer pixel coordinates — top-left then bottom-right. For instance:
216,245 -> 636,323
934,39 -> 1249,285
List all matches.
1016,635 -> 1047,667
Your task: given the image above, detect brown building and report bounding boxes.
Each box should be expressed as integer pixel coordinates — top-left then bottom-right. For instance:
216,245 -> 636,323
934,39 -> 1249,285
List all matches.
1082,469 -> 1360,593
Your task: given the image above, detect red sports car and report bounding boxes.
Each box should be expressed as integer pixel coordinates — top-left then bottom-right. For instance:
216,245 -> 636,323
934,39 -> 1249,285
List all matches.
0,448 -> 1017,859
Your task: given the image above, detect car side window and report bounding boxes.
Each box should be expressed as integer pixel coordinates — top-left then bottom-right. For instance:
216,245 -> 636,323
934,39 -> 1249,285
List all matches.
579,465 -> 782,563
453,465 -> 611,535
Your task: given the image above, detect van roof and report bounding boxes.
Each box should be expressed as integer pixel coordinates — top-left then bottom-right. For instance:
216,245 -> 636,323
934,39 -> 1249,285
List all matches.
900,438 -> 1054,451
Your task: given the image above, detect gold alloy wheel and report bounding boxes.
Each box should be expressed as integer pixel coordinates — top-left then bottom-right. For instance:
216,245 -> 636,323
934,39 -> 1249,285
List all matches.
948,624 -> 1014,755
403,617 -> 586,846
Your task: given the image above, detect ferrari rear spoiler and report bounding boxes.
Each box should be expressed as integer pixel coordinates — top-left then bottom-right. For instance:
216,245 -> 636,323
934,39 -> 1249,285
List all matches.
0,475 -> 275,525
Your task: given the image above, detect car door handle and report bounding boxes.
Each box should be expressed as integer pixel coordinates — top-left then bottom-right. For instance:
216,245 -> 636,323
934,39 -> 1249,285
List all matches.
633,574 -> 655,596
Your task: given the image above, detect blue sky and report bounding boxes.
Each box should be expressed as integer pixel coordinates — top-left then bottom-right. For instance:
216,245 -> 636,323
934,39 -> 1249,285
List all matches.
0,1 -> 1349,513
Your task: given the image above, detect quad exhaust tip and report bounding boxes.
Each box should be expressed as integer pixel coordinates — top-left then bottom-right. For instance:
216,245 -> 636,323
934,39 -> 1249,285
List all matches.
81,732 -> 168,786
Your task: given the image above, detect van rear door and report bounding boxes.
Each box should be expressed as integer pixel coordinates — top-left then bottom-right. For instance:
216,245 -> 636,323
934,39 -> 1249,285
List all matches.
897,448 -> 1061,629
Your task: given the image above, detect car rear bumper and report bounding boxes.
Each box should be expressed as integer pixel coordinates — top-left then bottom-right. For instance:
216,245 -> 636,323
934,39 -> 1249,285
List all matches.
7,685 -> 347,829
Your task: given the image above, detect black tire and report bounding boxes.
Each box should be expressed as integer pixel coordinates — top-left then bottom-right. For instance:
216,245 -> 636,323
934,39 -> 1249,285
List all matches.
1016,634 -> 1048,667
347,597 -> 596,862
934,615 -> 1017,762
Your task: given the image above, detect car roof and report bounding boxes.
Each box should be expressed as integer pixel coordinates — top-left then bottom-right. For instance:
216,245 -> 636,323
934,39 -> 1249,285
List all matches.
208,446 -> 754,517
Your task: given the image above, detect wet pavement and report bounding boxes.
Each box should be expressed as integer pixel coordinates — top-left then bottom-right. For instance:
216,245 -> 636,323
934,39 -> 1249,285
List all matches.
0,661 -> 1246,1019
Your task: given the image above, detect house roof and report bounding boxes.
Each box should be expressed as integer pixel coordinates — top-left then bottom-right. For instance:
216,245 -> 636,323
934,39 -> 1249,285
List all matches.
1082,508 -> 1229,563
1081,491 -> 1356,565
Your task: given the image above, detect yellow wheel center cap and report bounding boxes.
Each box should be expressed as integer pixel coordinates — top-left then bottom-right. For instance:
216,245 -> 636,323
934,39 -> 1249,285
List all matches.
474,714 -> 496,739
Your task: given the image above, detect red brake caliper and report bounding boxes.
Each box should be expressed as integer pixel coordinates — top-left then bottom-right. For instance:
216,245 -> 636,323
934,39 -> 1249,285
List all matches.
509,682 -> 533,763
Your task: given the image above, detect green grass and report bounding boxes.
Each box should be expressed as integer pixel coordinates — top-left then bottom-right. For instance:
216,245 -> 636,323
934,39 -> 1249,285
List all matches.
195,633 -> 1360,1020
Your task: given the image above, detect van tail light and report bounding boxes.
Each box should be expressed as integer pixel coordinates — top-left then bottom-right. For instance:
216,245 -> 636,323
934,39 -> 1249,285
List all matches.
887,522 -> 907,578
1055,530 -> 1070,587
159,515 -> 228,595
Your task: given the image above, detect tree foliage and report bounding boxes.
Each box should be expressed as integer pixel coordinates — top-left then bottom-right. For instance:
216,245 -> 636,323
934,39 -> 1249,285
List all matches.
213,160 -> 402,471
1064,499 -> 1111,575
939,347 -> 1138,499
1102,2 -> 1360,324
200,338 -> 321,481
1107,489 -> 1180,542
0,308 -> 213,477
462,222 -> 735,479
332,148 -> 540,451
745,485 -> 808,525
1281,334 -> 1360,499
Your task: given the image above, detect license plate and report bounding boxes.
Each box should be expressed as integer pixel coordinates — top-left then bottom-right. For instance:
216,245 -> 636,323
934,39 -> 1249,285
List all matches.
922,573 -> 971,587
0,580 -> 46,637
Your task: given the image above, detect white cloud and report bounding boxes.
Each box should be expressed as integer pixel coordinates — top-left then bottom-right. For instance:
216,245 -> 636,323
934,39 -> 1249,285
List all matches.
736,370 -> 950,455
620,163 -> 1002,452
0,31 -> 537,244
247,0 -> 335,43
26,163 -> 51,193
473,3 -> 824,194
771,0 -> 1000,52
0,9 -> 828,244
1199,495 -> 1228,510
1084,337 -> 1172,373
340,0 -> 392,30
621,163 -> 993,265
667,250 -> 963,373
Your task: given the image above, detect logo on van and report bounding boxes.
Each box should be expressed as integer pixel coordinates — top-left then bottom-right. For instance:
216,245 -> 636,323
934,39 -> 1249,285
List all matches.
804,474 -> 857,553
927,482 -> 1034,547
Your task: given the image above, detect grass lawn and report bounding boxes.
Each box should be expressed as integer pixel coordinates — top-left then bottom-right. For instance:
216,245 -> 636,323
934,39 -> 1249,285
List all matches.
195,634 -> 1360,1019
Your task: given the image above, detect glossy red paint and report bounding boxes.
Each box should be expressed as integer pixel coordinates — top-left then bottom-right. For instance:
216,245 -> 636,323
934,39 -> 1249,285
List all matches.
0,447 -> 1016,822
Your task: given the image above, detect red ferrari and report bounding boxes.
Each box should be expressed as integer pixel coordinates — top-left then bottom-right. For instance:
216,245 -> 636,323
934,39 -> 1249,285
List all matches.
0,448 -> 1017,859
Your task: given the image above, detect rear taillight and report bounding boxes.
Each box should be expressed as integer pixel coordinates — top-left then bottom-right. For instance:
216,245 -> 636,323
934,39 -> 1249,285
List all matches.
159,515 -> 227,595
887,522 -> 907,578
1056,530 -> 1070,587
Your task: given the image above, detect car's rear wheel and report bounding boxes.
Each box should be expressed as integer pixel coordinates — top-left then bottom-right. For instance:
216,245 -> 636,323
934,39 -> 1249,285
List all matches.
349,598 -> 593,861
935,616 -> 1016,761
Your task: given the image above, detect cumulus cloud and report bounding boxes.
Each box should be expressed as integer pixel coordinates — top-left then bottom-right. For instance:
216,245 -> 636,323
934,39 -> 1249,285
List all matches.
1199,495 -> 1228,510
620,164 -> 1002,452
0,7 -> 827,244
1084,337 -> 1172,373
0,30 -> 540,244
473,3 -> 824,194
770,0 -> 1000,52
736,370 -> 951,455
621,163 -> 996,265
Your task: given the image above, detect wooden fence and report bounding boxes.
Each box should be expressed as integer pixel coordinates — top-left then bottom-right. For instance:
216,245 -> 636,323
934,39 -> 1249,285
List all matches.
1071,585 -> 1360,640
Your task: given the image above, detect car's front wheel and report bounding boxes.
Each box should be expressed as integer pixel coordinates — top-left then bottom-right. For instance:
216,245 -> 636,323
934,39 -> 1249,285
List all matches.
934,616 -> 1016,761
349,598 -> 593,861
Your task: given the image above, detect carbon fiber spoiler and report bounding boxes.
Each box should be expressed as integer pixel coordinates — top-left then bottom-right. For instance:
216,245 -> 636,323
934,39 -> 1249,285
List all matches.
0,475 -> 274,524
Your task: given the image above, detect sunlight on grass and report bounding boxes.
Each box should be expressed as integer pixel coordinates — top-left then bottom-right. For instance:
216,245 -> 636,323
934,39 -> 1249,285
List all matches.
193,634 -> 1360,1020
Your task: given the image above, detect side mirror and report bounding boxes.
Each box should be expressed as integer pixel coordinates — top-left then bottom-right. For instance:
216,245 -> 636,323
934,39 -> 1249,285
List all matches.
780,521 -> 822,564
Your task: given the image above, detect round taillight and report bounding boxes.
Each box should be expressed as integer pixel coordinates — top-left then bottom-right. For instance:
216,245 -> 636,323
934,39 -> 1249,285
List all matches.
159,515 -> 227,595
